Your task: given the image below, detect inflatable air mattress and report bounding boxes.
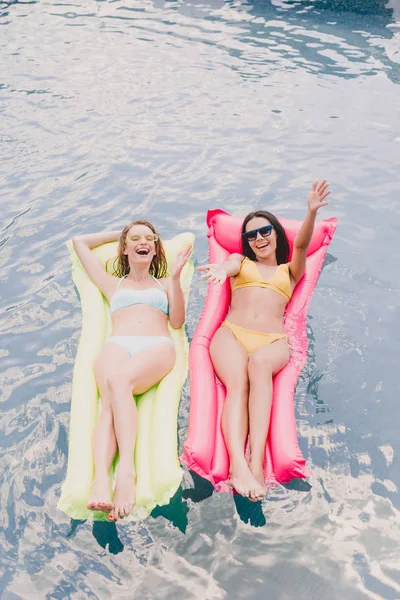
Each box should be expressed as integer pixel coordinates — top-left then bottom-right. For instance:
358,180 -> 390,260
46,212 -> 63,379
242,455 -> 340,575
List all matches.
182,209 -> 336,490
58,233 -> 194,520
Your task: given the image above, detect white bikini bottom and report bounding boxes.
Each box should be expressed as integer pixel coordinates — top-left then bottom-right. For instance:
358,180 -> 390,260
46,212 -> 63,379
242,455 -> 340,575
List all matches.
106,335 -> 174,358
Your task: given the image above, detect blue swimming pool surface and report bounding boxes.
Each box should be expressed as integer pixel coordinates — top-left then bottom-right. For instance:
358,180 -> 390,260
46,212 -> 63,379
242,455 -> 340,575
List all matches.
1,0 -> 400,598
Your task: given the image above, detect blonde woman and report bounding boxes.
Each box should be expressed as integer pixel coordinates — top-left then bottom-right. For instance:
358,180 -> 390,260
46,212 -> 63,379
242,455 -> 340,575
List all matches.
73,220 -> 192,521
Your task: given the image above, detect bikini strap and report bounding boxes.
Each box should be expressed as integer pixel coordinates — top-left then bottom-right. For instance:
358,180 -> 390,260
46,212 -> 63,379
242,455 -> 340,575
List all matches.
151,275 -> 165,292
116,275 -> 128,292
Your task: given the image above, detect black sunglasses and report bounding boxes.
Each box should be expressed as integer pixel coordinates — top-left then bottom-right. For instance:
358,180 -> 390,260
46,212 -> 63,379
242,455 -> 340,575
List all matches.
242,225 -> 273,242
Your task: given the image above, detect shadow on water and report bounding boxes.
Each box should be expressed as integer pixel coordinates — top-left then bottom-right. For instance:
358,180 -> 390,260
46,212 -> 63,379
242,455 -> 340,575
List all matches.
233,496 -> 267,527
183,472 -> 311,528
92,521 -> 125,555
66,487 -> 190,553
283,479 -> 312,492
67,519 -> 125,555
182,472 -> 215,504
151,486 -> 189,534
66,519 -> 86,538
182,473 -> 267,525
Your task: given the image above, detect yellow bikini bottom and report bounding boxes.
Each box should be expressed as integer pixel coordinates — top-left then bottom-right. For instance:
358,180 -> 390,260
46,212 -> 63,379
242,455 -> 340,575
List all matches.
222,321 -> 287,355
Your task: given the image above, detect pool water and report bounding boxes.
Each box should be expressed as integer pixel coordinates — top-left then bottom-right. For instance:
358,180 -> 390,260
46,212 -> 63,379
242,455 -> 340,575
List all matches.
1,0 -> 400,598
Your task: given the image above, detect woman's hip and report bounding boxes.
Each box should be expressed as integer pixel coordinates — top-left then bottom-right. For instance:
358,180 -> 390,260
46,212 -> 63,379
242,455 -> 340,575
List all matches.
105,335 -> 174,359
221,321 -> 287,355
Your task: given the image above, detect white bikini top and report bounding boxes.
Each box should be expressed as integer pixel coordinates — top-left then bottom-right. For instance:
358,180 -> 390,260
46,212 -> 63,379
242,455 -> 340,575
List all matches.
109,275 -> 169,315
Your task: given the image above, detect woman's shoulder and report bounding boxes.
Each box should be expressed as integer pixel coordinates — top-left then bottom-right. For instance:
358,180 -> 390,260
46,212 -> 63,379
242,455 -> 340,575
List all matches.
155,276 -> 170,292
279,263 -> 292,280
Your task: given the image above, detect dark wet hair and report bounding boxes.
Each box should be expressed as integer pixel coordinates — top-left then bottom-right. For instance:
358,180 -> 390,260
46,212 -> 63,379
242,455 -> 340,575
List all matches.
241,210 -> 290,265
109,220 -> 168,278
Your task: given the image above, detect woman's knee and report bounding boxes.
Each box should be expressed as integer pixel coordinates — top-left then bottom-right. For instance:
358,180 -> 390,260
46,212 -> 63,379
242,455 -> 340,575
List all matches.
105,371 -> 133,396
225,370 -> 249,397
98,396 -> 113,416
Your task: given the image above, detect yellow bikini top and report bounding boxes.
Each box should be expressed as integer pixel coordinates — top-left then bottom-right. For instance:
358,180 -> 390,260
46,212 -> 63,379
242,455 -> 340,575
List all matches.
232,257 -> 293,302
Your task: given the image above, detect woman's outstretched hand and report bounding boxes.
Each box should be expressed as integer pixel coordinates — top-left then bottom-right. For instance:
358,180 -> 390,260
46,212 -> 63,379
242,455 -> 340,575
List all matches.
197,264 -> 228,285
171,244 -> 193,280
307,179 -> 331,213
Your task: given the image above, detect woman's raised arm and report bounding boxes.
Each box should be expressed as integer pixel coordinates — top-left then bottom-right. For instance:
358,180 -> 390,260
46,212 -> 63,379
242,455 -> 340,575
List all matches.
166,244 -> 193,329
72,231 -> 121,299
289,180 -> 331,284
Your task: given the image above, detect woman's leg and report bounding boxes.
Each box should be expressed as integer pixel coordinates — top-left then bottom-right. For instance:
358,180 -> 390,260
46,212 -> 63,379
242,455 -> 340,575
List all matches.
210,328 -> 265,500
247,339 -> 290,490
87,392 -> 117,512
102,341 -> 175,520
87,345 -> 126,513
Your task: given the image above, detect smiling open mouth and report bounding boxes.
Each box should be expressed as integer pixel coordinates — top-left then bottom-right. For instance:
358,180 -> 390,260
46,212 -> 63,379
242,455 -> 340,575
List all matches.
136,248 -> 150,256
256,242 -> 269,250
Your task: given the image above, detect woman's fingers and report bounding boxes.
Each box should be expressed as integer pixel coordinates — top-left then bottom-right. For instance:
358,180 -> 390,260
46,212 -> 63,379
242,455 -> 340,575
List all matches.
174,246 -> 192,272
317,178 -> 327,192
319,184 -> 329,195
321,190 -> 331,201
182,246 -> 192,259
197,265 -> 225,284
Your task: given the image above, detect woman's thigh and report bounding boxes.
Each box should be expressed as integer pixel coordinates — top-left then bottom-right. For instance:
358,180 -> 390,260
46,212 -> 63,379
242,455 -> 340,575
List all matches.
248,339 -> 290,378
95,341 -> 176,396
210,327 -> 249,391
94,343 -> 130,394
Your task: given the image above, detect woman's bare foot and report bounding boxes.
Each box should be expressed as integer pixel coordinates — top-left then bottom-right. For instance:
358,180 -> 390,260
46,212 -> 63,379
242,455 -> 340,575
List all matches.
108,470 -> 136,521
248,460 -> 266,502
229,460 -> 266,501
87,474 -> 113,513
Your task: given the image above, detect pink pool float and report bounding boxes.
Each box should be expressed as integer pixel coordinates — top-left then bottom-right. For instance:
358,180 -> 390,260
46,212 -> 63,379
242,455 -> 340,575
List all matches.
182,209 -> 337,490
